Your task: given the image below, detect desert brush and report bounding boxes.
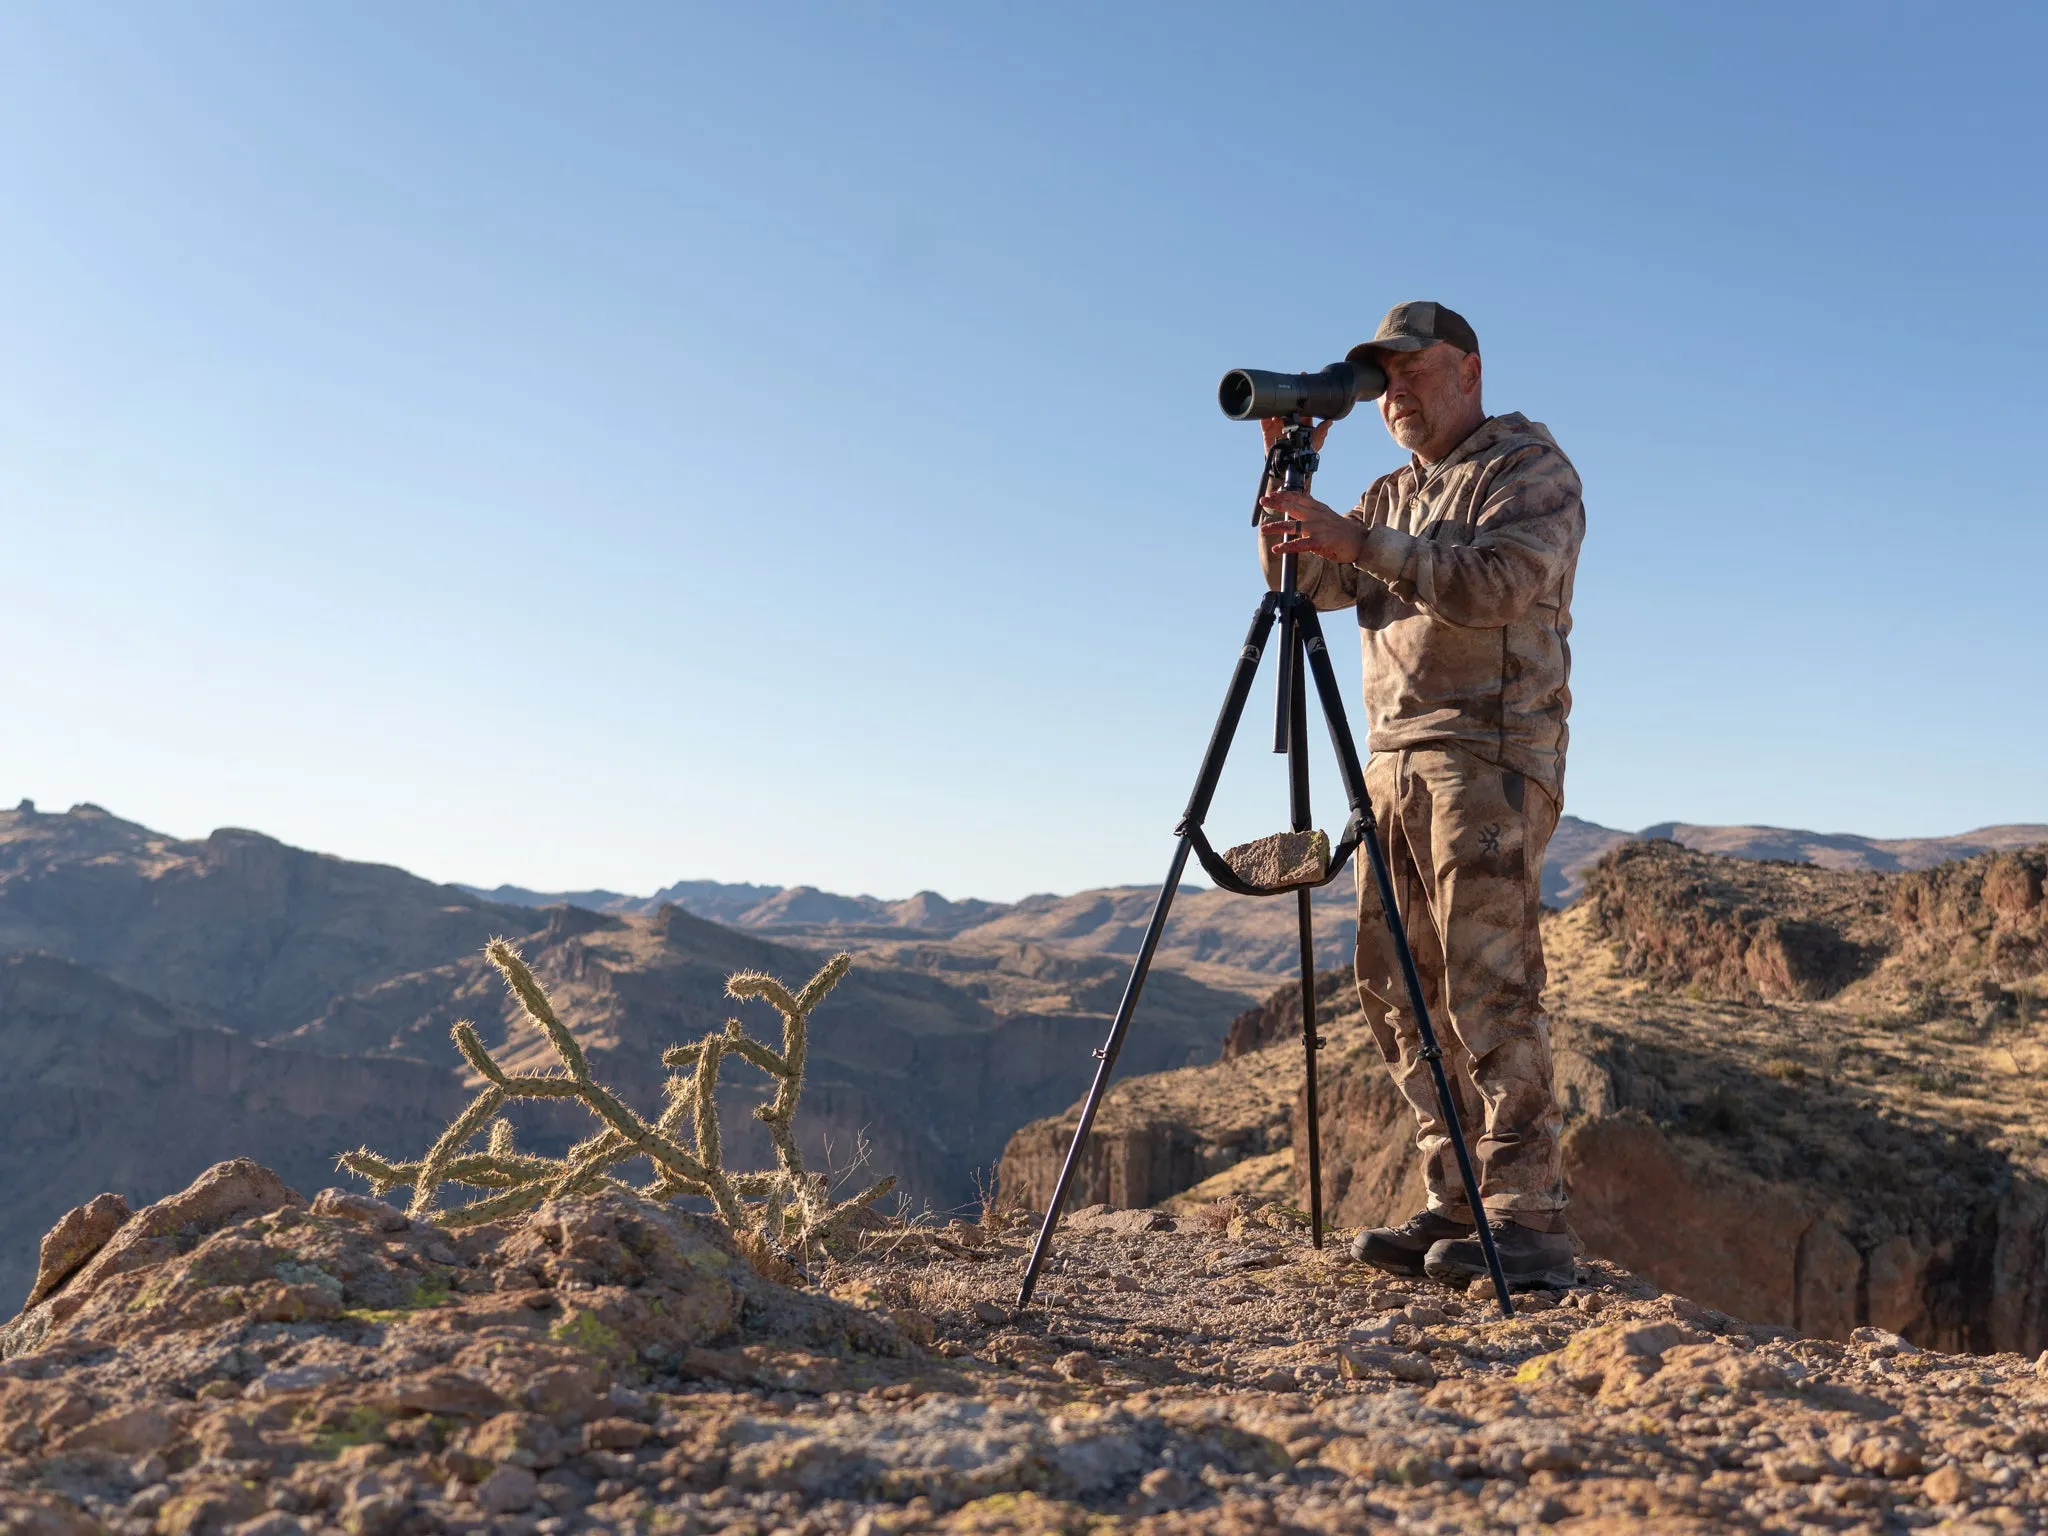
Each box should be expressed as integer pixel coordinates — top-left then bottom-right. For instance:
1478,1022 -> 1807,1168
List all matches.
338,940 -> 892,1249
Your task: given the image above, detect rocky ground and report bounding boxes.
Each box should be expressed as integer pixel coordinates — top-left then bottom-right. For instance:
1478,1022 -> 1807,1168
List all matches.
1003,842 -> 2048,1355
7,1160 -> 2048,1535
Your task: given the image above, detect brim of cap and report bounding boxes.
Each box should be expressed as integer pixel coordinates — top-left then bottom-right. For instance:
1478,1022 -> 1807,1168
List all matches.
1345,336 -> 1431,363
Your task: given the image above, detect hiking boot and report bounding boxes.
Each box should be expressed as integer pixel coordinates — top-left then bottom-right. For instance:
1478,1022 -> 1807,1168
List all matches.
1424,1218 -> 1576,1291
1349,1207 -> 1475,1277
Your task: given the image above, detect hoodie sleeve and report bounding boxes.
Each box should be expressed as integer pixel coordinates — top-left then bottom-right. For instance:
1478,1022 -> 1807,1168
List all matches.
1351,445 -> 1583,629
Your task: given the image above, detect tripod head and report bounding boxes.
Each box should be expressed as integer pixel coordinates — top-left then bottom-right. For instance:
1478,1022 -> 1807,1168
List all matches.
1254,414 -> 1326,619
1252,415 -> 1322,521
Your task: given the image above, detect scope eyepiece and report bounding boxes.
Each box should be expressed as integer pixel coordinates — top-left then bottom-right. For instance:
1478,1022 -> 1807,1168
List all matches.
1217,359 -> 1387,421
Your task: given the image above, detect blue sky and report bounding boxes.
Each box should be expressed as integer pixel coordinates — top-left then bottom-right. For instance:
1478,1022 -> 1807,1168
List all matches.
3,4 -> 2042,901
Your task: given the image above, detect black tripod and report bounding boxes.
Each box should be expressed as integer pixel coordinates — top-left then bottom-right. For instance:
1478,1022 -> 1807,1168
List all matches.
1014,418 -> 1514,1318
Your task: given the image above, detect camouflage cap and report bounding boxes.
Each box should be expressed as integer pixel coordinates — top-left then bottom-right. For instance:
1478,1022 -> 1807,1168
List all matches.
1346,301 -> 1479,361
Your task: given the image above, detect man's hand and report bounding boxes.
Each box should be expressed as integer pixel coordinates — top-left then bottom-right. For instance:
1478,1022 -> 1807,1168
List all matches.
1255,416 -> 1357,561
1259,487 -> 1366,564
1260,416 -> 1333,455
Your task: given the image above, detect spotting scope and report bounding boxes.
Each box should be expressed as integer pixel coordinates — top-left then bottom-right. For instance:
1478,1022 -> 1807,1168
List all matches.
1217,358 -> 1388,422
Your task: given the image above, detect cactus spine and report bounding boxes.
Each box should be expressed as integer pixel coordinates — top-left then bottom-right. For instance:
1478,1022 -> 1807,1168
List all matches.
339,942 -> 892,1249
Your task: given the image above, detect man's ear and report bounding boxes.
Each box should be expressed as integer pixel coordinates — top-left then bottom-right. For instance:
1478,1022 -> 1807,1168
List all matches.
1461,350 -> 1483,398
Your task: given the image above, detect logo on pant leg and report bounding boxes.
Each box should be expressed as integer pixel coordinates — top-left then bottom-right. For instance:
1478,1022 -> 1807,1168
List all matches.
1478,824 -> 1503,859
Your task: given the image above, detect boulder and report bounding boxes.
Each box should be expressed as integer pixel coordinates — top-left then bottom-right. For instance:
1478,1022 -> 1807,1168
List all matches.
19,1193 -> 131,1311
2,1159 -> 302,1360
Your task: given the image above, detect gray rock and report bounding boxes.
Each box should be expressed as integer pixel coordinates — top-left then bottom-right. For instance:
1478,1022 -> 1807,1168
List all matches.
248,1363 -> 347,1399
1139,1466 -> 1196,1511
1056,1351 -> 1103,1383
722,1397 -> 1185,1504
227,1515 -> 307,1536
1336,1344 -> 1436,1385
309,1189 -> 410,1233
476,1464 -> 539,1514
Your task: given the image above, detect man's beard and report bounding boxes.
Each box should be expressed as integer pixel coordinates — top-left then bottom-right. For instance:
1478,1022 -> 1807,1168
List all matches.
1387,408 -> 1431,451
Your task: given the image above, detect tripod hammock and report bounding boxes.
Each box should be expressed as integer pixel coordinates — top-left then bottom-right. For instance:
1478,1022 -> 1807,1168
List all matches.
1185,815 -> 1367,898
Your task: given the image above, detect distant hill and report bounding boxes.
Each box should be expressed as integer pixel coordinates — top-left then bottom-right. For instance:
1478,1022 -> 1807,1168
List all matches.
468,875 -> 1003,935
0,803 -> 1240,1305
0,802 -> 532,1037
1637,821 -> 2048,875
1544,816 -> 1637,904
466,816 -> 2048,925
7,796 -> 2043,1307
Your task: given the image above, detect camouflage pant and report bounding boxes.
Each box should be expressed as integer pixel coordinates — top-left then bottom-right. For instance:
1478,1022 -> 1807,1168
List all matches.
1354,744 -> 1566,1225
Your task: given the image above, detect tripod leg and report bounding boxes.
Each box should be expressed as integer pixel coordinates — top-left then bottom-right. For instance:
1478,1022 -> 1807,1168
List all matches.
1282,615 -> 1324,1249
1296,611 -> 1515,1317
1015,595 -> 1282,1312
1014,837 -> 1189,1310
1295,884 -> 1323,1248
1273,603 -> 1297,754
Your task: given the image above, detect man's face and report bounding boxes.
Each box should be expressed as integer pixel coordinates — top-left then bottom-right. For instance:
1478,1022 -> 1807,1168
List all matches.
1377,342 -> 1481,457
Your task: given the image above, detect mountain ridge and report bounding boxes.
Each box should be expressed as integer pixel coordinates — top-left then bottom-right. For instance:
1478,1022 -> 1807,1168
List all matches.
460,814 -> 2048,920
5,797 -> 2044,1312
0,803 -> 1242,1305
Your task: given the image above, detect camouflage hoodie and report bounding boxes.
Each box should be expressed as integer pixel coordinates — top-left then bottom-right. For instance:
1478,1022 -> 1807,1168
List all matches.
1262,412 -> 1584,795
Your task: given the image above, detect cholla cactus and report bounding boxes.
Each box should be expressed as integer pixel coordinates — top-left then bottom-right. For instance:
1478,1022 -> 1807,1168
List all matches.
339,941 -> 892,1249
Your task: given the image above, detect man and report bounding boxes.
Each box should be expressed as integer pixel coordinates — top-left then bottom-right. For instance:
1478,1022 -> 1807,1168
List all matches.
1256,301 -> 1583,1291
